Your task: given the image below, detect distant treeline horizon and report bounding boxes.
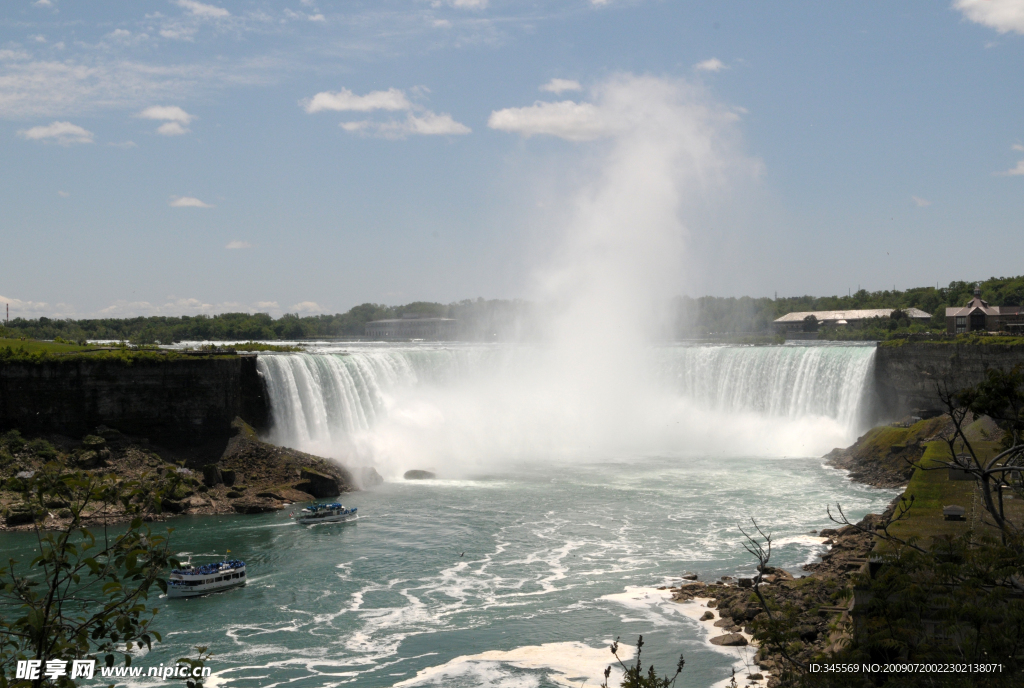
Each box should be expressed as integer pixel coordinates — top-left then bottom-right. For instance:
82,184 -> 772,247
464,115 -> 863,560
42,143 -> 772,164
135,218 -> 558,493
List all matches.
2,276 -> 1023,344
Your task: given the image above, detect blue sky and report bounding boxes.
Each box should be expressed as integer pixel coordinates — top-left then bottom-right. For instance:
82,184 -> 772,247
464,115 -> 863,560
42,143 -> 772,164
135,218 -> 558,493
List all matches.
1,0 -> 1022,318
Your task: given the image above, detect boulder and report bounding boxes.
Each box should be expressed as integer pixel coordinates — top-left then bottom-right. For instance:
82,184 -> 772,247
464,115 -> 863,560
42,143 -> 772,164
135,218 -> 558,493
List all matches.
232,499 -> 283,514
202,464 -> 223,487
713,618 -> 734,628
738,578 -> 753,588
5,507 -> 37,526
404,470 -> 436,480
296,469 -> 341,498
700,611 -> 714,621
81,435 -> 106,449
354,466 -> 384,488
709,633 -> 747,647
161,499 -> 184,514
681,572 -> 699,580
220,468 -> 237,487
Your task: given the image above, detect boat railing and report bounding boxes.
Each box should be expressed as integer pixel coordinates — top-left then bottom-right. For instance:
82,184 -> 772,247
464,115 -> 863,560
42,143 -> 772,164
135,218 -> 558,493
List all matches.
171,559 -> 246,576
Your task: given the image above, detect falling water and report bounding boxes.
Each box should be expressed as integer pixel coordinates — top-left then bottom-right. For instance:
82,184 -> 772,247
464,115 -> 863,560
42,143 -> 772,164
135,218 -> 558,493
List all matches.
257,342 -> 876,471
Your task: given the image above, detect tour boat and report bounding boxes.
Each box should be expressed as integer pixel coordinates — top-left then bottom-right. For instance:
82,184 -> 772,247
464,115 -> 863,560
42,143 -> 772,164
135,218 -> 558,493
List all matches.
293,502 -> 358,525
167,559 -> 247,598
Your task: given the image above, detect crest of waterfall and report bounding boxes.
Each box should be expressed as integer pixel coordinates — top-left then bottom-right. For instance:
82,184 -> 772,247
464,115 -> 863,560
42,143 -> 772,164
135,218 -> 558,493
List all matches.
256,343 -> 876,468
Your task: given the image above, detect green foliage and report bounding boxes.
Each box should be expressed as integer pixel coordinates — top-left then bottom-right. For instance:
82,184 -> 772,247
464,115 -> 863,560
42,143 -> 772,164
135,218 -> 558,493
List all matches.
1,431 -> 26,454
600,636 -> 684,688
674,274 -> 1024,338
26,439 -> 58,461
0,467 -> 181,687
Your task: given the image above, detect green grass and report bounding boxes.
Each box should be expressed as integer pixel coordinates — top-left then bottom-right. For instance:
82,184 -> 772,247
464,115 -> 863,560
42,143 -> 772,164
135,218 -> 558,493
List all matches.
886,439 -> 1003,546
0,337 -> 93,354
880,334 -> 1024,348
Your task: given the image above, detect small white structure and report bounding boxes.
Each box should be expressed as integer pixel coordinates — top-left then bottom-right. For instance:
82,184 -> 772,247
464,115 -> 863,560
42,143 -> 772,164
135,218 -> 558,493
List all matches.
773,308 -> 932,332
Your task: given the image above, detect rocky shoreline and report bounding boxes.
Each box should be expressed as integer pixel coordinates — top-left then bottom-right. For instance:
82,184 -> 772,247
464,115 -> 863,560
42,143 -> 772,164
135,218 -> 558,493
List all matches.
0,418 -> 380,532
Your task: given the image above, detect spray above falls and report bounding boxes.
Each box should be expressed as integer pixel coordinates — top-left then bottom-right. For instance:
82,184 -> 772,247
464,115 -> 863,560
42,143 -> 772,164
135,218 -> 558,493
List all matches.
258,74 -> 826,476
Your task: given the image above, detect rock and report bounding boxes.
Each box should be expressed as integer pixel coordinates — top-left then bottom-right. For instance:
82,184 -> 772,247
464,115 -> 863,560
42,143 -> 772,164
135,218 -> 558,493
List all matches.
700,611 -> 714,621
81,435 -> 106,449
5,507 -> 37,526
296,469 -> 341,498
202,464 -> 223,487
226,491 -> 243,499
709,633 -> 747,647
819,529 -> 838,537
161,499 -> 184,514
682,572 -> 699,580
713,618 -> 734,628
796,625 -> 818,642
738,577 -> 753,588
404,469 -> 436,480
220,468 -> 237,487
232,499 -> 283,514
353,466 -> 384,488
748,674 -> 763,681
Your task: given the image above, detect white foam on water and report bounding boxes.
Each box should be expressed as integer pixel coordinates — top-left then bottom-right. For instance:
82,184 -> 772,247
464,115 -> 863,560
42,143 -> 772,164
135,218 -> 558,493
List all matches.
601,587 -> 771,688
392,641 -> 633,688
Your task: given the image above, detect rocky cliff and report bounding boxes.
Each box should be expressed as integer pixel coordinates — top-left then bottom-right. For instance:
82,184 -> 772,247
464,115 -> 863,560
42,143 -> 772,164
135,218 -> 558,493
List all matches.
0,355 -> 268,446
874,341 -> 1024,418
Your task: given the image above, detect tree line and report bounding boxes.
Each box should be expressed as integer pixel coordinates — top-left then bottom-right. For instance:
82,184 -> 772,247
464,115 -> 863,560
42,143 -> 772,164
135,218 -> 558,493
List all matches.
2,275 -> 1022,344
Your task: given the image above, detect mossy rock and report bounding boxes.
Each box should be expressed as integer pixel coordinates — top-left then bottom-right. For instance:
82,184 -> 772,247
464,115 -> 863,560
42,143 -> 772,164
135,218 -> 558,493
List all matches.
226,491 -> 243,499
220,468 -> 237,487
5,505 -> 38,526
81,435 -> 106,449
161,499 -> 184,514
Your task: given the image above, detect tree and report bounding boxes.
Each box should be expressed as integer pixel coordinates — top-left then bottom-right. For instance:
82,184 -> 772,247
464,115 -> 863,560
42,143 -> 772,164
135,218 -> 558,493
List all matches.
600,636 -> 685,688
802,315 -> 818,333
0,466 -> 183,688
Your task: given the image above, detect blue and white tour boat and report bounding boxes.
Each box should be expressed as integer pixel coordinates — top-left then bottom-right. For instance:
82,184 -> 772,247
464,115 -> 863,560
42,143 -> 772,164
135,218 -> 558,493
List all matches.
293,502 -> 358,525
167,559 -> 247,598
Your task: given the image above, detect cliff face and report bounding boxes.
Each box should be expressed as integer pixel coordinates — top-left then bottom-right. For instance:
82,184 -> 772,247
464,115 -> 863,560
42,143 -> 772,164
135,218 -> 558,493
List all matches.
874,342 -> 1024,418
0,355 -> 269,446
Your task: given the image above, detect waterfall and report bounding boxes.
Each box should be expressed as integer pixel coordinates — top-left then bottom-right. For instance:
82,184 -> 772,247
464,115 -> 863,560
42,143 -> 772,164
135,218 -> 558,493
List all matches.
658,343 -> 875,430
256,343 -> 876,468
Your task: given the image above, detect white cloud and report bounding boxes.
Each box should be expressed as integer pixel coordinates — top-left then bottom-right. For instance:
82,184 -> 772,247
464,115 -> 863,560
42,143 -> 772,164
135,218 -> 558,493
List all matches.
0,57 -> 273,119
954,0 -> 1024,34
302,87 -> 411,113
488,100 -> 613,141
18,121 -> 94,144
255,301 -> 279,310
341,111 -> 470,138
57,190 -> 69,197
911,196 -> 931,207
1000,160 -> 1024,176
33,0 -> 52,6
139,105 -> 194,123
139,105 -> 195,135
694,58 -> 727,72
225,240 -> 253,249
157,121 -> 188,135
0,294 -> 57,316
0,49 -> 31,61
540,78 -> 582,94
1013,143 -> 1024,152
169,196 -> 213,207
109,140 -> 138,148
447,0 -> 488,8
291,301 -> 325,314
174,0 -> 230,19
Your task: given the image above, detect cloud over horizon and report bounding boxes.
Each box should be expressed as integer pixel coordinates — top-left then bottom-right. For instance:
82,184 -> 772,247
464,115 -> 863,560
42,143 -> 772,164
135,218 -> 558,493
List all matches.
139,105 -> 195,135
304,86 -> 469,138
954,0 -> 1024,35
169,196 -> 213,207
18,121 -> 94,144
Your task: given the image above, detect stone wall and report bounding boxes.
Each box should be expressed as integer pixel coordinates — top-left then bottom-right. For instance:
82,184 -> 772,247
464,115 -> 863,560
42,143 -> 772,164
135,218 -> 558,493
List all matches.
874,342 -> 1024,418
0,354 -> 269,446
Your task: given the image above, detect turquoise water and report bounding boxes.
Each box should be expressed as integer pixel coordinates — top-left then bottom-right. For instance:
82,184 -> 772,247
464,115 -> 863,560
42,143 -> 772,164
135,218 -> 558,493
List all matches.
0,454 -> 894,688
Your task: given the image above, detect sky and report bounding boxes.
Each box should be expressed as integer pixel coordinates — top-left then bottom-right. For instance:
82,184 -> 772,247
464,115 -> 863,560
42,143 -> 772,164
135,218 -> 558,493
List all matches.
1,0 -> 1022,319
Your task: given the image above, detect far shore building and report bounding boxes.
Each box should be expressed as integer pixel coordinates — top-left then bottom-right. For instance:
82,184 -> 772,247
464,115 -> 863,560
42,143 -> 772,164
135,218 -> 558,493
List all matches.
773,308 -> 932,333
945,285 -> 1024,334
364,315 -> 457,340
